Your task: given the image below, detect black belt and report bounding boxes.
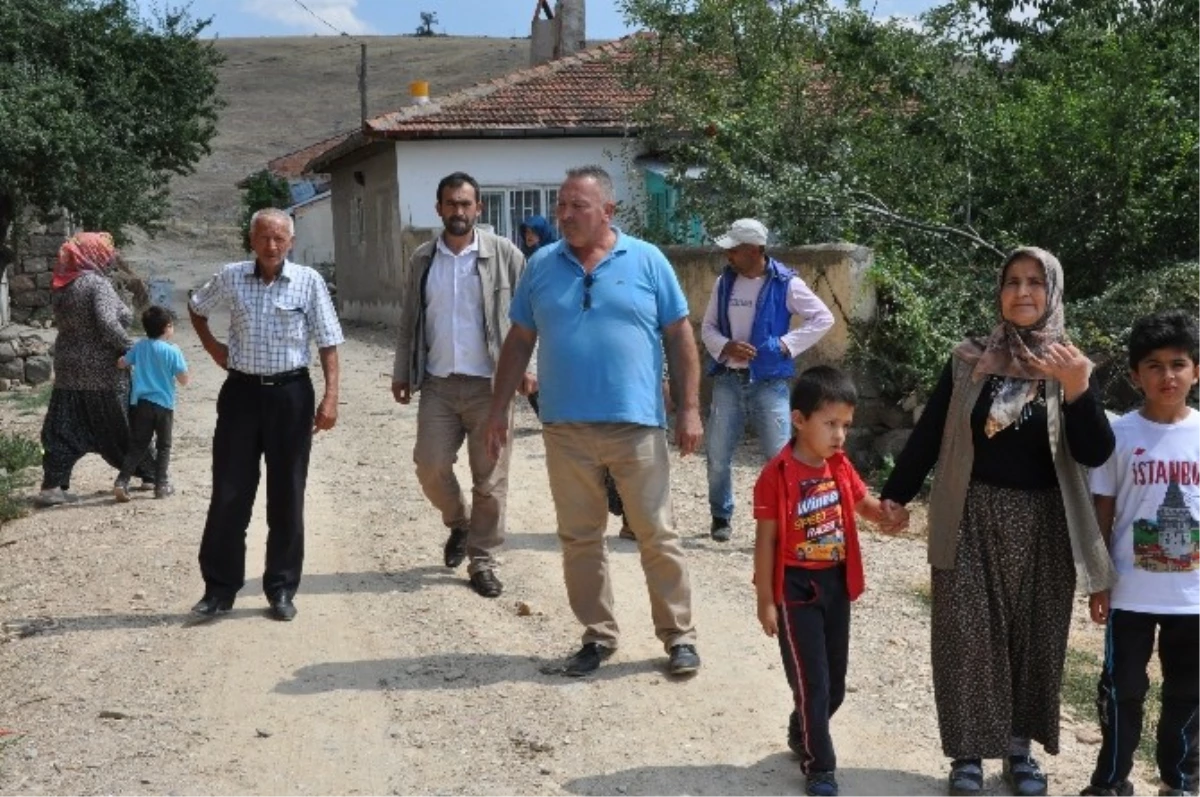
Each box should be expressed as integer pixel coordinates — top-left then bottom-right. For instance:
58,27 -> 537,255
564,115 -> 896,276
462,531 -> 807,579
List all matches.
227,367 -> 309,386
714,365 -> 751,383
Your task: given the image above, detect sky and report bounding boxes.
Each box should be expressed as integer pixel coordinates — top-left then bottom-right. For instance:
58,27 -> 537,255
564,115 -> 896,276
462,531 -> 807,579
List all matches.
136,0 -> 940,40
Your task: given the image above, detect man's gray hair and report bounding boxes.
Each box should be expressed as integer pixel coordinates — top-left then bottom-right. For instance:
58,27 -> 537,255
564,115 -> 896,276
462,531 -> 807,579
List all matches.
565,165 -> 615,203
250,207 -> 295,236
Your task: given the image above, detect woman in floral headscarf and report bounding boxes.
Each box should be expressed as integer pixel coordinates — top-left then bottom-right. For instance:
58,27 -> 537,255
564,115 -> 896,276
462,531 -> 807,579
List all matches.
37,232 -> 153,505
879,248 -> 1117,797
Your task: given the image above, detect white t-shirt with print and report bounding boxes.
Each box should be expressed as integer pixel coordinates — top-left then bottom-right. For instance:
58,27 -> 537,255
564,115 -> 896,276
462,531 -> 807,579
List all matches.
1090,408 -> 1200,614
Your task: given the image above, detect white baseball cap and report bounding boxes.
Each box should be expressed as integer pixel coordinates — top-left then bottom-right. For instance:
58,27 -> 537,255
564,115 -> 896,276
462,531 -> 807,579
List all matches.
713,218 -> 769,248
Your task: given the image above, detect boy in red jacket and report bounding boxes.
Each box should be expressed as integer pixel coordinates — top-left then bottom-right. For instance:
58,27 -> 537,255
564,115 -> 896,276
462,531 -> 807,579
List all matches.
753,366 -> 909,796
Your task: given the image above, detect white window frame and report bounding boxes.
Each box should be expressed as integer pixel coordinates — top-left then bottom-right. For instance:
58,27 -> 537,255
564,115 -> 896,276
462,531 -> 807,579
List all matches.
478,185 -> 560,244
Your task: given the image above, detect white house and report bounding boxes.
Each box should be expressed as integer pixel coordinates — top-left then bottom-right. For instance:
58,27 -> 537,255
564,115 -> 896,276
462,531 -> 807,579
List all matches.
306,37 -> 654,325
288,190 -> 334,267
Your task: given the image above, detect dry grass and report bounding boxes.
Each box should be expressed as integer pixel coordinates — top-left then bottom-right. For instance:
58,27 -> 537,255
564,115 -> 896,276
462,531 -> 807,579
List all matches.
173,35 -> 555,224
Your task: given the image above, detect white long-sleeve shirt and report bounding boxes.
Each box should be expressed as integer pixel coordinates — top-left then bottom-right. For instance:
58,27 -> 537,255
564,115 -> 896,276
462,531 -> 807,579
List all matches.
424,235 -> 493,378
700,273 -> 834,368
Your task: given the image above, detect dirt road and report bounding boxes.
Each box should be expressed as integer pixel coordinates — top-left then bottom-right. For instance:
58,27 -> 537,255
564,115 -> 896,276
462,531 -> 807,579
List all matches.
0,240 -> 1137,795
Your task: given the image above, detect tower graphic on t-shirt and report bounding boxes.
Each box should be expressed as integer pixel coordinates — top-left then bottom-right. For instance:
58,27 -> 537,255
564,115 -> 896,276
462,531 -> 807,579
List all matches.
1133,480 -> 1200,573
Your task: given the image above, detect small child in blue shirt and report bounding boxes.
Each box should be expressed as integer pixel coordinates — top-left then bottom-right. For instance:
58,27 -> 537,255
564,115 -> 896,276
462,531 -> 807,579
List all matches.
114,306 -> 189,500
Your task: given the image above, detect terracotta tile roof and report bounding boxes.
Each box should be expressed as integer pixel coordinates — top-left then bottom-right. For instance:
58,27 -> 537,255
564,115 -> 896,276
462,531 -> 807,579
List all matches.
364,36 -> 647,139
267,131 -> 355,178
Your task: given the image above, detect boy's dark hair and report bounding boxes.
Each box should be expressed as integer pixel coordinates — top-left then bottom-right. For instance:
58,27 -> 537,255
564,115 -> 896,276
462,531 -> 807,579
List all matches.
791,365 -> 858,415
142,305 -> 173,339
436,171 -> 480,204
1128,310 -> 1198,369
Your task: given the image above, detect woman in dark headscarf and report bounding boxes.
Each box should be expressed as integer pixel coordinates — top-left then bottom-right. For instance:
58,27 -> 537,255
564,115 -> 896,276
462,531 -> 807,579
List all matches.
880,247 -> 1116,797
37,232 -> 154,506
518,215 -> 558,259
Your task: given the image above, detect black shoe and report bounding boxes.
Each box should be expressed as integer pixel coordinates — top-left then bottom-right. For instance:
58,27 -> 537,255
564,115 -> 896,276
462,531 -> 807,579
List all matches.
710,517 -> 732,542
1004,755 -> 1048,797
468,569 -> 503,598
443,527 -> 468,568
667,643 -> 701,676
267,592 -> 297,622
949,758 -> 984,796
1082,783 -> 1134,796
190,594 -> 234,619
562,642 -> 614,677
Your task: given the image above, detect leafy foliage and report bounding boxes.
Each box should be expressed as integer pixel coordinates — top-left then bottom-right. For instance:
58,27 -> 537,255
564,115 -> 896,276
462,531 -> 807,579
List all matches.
0,0 -> 224,247
0,431 -> 41,526
620,0 -> 1199,397
238,170 -> 292,252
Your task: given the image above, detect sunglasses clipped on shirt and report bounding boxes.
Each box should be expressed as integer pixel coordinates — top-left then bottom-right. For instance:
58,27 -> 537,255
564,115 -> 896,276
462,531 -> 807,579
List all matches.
582,272 -> 595,311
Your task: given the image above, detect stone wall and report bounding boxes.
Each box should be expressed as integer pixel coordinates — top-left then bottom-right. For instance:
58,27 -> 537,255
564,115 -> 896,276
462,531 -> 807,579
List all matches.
664,243 -> 909,471
7,225 -> 63,328
0,324 -> 56,391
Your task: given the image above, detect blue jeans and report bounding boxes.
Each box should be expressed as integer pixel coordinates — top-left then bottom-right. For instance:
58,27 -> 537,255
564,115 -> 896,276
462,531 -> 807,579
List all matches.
705,372 -> 791,520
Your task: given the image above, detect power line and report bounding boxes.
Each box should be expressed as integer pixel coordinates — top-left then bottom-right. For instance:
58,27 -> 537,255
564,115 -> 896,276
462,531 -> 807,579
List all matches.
287,0 -> 357,38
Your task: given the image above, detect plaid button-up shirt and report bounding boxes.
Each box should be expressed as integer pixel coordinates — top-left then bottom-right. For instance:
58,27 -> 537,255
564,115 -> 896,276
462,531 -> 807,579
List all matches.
189,260 -> 344,376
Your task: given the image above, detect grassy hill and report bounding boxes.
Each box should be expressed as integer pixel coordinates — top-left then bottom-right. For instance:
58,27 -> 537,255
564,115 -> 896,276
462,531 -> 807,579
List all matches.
169,35 -> 540,225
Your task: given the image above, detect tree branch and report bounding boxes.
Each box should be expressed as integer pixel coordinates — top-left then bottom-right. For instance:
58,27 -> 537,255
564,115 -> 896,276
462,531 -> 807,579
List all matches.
849,193 -> 1005,257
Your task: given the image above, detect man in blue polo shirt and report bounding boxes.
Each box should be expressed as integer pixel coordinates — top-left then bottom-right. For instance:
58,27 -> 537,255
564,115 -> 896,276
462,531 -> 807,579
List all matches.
485,165 -> 704,678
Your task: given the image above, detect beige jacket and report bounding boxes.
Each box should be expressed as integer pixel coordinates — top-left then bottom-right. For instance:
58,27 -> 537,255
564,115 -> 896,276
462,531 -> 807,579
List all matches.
925,341 -> 1117,594
392,230 -> 526,391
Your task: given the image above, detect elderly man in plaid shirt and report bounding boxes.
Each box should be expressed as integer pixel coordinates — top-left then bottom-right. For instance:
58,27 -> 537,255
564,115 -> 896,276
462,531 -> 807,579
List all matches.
187,208 -> 344,622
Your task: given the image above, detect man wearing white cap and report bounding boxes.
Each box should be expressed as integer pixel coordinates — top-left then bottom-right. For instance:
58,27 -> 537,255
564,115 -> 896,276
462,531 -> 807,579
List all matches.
702,218 -> 835,541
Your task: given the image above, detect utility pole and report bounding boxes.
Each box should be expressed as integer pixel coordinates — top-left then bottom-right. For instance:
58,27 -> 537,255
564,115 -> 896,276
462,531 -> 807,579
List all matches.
358,42 -> 368,127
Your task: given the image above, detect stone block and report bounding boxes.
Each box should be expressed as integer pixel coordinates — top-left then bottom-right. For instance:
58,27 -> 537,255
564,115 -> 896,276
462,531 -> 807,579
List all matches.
0,359 -> 25,380
8,274 -> 36,293
19,255 -> 52,274
16,333 -> 50,357
0,324 -> 25,342
10,307 -> 31,324
0,379 -> 12,392
24,355 -> 53,385
874,429 -> 912,461
25,234 -> 63,258
0,341 -> 18,362
35,272 -> 53,289
13,290 -> 49,308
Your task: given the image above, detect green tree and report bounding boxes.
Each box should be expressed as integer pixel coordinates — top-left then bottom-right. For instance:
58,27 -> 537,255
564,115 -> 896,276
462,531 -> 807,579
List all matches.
238,170 -> 292,252
0,0 -> 223,255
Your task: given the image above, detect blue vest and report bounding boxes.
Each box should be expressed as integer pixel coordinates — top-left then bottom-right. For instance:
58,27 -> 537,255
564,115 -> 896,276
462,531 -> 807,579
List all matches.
708,257 -> 796,382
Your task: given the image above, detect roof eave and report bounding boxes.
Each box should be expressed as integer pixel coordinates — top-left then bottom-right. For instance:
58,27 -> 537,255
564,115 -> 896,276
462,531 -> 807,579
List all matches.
373,125 -> 638,141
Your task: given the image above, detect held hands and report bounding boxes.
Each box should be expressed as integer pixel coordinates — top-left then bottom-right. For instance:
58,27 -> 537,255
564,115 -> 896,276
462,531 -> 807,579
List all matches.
1028,342 -> 1092,402
878,499 -> 911,534
518,373 -> 538,397
1088,591 -> 1110,624
392,381 -> 412,405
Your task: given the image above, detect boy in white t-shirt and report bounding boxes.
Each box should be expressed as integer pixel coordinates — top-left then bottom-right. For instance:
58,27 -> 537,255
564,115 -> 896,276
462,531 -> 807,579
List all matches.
1082,310 -> 1199,797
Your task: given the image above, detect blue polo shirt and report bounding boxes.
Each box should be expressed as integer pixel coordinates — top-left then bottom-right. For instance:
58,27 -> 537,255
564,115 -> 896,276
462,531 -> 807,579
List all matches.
510,230 -> 688,427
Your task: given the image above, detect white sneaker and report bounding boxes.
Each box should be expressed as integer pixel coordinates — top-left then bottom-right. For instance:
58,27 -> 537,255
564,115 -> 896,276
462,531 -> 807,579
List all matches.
36,487 -> 68,506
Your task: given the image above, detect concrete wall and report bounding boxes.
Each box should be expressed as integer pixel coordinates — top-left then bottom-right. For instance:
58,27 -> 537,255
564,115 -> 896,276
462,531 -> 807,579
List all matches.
291,194 -> 334,267
329,146 -> 405,325
664,243 -> 875,366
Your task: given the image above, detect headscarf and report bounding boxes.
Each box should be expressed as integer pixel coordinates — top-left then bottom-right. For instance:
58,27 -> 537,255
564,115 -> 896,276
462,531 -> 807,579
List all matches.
518,215 -> 559,257
962,246 -> 1067,437
52,232 -> 117,290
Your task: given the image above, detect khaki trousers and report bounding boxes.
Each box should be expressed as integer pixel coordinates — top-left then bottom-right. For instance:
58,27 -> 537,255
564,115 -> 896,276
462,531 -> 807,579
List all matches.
542,422 -> 696,651
414,374 -> 511,573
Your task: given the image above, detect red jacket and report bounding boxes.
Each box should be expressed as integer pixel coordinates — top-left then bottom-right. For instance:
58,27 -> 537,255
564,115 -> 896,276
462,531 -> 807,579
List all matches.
755,446 -> 867,605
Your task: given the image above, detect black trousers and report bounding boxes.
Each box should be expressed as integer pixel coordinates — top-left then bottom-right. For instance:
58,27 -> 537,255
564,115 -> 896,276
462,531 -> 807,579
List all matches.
1089,609 -> 1199,791
118,399 -> 174,485
198,374 -> 314,600
778,565 -> 851,775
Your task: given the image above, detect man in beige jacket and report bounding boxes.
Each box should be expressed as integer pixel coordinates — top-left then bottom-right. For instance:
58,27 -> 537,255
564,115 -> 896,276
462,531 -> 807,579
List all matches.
392,171 -> 535,598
